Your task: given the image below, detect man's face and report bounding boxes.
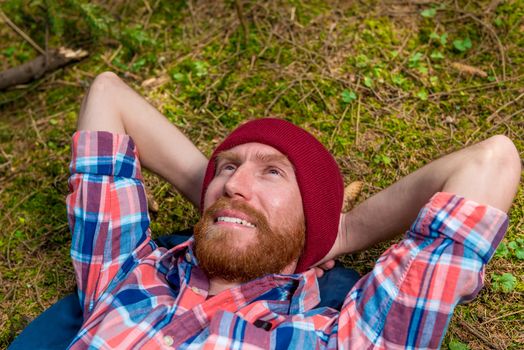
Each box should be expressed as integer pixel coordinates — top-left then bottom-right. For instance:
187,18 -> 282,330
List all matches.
194,142 -> 305,282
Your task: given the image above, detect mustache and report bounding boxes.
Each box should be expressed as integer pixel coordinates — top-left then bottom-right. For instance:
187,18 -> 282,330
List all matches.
204,197 -> 268,228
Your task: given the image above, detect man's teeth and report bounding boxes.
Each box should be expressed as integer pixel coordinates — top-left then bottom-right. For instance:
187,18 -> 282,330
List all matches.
216,216 -> 255,228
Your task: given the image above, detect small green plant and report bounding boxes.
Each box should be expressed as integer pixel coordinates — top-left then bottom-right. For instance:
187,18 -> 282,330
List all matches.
408,52 -> 428,75
363,75 -> 373,88
416,89 -> 428,101
430,50 -> 445,61
495,239 -> 524,260
421,8 -> 437,18
453,38 -> 472,52
341,89 -> 357,104
491,272 -> 517,293
373,154 -> 392,166
2,47 -> 16,57
448,340 -> 470,350
430,32 -> 448,46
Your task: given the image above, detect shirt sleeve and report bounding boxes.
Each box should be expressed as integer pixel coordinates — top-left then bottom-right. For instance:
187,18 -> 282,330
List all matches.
337,192 -> 509,349
66,131 -> 156,317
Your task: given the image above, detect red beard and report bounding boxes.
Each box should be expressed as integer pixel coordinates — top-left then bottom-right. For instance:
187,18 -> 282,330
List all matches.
194,197 -> 305,283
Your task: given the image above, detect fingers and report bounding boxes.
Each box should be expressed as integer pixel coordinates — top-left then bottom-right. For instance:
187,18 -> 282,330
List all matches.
313,267 -> 325,278
319,259 -> 335,270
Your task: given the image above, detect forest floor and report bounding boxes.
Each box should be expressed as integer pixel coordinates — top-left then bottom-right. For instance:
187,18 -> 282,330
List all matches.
0,0 -> 522,349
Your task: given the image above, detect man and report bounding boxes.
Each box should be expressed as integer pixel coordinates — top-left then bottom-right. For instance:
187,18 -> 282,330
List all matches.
29,71 -> 524,349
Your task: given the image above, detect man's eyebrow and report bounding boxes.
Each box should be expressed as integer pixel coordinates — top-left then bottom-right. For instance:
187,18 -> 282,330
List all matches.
215,150 -> 242,164
215,150 -> 293,168
253,152 -> 292,168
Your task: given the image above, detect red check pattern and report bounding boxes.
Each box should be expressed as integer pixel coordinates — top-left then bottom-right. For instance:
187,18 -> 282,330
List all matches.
66,131 -> 508,349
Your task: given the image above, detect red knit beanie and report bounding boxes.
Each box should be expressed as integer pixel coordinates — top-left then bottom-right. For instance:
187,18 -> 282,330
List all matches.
200,118 -> 344,273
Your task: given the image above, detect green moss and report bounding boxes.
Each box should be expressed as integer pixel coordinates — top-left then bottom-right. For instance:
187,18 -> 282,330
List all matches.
1,0 -> 523,347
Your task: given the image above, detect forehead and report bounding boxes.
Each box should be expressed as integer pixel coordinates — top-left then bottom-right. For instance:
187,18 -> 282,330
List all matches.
216,142 -> 293,167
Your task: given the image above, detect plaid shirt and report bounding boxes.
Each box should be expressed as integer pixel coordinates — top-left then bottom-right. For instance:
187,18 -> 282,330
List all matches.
66,131 -> 508,349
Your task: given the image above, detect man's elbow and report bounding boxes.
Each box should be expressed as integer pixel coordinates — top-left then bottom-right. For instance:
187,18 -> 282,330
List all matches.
480,135 -> 521,182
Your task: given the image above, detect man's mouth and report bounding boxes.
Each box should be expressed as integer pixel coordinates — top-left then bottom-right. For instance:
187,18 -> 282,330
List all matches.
214,216 -> 256,228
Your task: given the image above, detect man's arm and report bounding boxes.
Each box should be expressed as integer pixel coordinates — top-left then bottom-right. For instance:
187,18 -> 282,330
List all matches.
78,71 -> 208,207
322,135 -> 521,263
69,72 -> 208,314
332,136 -> 520,348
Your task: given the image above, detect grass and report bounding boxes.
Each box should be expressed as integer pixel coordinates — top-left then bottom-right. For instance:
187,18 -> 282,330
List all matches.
0,0 -> 523,348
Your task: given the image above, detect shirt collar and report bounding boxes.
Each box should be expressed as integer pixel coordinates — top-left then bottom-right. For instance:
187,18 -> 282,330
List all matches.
166,240 -> 321,313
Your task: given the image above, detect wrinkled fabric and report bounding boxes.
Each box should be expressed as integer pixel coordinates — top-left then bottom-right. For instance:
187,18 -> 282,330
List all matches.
66,131 -> 508,349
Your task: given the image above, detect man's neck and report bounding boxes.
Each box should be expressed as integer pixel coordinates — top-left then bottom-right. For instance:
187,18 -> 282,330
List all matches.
208,277 -> 241,296
206,261 -> 298,296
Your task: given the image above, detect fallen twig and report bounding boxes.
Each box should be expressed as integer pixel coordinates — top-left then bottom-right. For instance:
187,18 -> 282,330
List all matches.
234,0 -> 249,47
480,308 -> 524,325
456,318 -> 505,350
0,47 -> 88,90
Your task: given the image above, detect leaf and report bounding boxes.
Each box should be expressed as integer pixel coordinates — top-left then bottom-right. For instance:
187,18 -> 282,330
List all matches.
409,52 -> 423,66
391,73 -> 406,86
491,273 -> 517,293
363,76 -> 373,88
430,51 -> 445,60
172,73 -> 185,82
515,248 -> 524,260
430,32 -> 440,40
440,33 -> 448,46
14,230 -> 24,240
3,47 -> 16,57
416,89 -> 428,100
449,340 -> 470,350
122,26 -> 154,50
131,57 -> 147,72
421,8 -> 437,18
192,61 -> 208,77
341,89 -> 357,103
453,38 -> 472,52
417,66 -> 428,75
355,54 -> 369,68
495,242 -> 510,258
373,155 -> 391,165
507,241 -> 518,250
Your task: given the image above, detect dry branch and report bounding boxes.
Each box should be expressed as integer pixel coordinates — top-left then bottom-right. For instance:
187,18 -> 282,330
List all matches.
0,47 -> 88,90
234,0 -> 249,46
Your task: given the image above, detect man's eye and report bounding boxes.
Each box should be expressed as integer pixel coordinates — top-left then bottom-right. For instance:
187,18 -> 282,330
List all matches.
267,168 -> 282,176
220,164 -> 236,172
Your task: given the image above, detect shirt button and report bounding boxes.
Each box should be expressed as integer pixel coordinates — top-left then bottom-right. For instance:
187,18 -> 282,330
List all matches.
163,335 -> 174,346
185,252 -> 191,263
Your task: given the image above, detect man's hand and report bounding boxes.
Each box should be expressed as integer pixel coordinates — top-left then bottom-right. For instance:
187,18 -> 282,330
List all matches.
312,260 -> 336,278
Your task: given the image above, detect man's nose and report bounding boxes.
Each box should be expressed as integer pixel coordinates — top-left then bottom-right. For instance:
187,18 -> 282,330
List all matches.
223,165 -> 253,200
